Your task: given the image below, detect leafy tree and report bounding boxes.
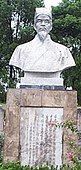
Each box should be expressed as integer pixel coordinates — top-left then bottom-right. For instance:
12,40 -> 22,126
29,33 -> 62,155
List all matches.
51,0 -> 81,105
0,0 -> 43,103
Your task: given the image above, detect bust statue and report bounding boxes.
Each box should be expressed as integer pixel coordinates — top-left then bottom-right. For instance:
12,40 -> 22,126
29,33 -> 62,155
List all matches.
9,8 -> 75,87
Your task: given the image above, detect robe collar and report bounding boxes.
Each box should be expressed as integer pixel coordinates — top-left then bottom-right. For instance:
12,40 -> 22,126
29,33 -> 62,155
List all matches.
32,34 -> 52,47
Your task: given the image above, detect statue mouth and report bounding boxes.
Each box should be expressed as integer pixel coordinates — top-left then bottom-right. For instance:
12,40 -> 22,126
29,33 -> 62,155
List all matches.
39,27 -> 47,31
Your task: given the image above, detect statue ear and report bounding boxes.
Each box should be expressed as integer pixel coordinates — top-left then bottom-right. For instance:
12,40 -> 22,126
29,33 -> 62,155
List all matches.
49,20 -> 52,31
34,23 -> 36,31
34,18 -> 37,32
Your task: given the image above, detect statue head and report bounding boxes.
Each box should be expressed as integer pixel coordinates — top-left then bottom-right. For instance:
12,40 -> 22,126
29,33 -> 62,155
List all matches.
34,8 -> 52,41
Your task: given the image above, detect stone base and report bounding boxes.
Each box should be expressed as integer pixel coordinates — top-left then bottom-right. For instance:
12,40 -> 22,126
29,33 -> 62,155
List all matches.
0,107 -> 4,133
21,72 -> 63,86
4,89 -> 77,166
20,85 -> 65,90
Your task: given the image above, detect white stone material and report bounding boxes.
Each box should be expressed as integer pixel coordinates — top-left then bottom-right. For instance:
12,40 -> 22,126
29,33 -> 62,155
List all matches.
9,35 -> 75,73
21,72 -> 63,86
20,107 -> 63,167
9,7 -> 75,86
35,8 -> 52,19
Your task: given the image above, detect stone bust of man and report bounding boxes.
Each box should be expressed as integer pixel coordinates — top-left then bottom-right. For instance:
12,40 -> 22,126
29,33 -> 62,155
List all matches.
9,8 -> 75,87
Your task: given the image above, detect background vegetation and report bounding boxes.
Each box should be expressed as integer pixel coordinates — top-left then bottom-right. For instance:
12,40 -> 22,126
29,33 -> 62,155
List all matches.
0,0 -> 81,105
0,162 -> 81,170
51,0 -> 81,105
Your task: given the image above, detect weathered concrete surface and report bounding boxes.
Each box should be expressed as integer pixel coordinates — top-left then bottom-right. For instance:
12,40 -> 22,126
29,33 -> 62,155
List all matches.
4,89 -> 21,162
4,89 -> 77,164
0,107 -> 4,133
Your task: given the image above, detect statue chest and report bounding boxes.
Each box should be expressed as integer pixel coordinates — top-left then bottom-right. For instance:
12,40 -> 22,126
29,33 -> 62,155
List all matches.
21,44 -> 63,72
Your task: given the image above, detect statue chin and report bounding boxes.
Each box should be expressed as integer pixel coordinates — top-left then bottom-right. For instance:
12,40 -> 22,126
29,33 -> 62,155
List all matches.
38,31 -> 48,42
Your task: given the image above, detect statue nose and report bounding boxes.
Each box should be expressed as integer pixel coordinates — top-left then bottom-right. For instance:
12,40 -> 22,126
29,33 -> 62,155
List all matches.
41,21 -> 45,25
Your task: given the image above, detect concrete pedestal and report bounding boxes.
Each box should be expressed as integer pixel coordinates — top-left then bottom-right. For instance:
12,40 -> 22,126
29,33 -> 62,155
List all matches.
4,89 -> 77,166
0,107 -> 4,133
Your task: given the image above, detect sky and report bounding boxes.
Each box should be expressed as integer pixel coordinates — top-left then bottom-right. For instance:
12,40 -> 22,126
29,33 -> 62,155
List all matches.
44,0 -> 62,8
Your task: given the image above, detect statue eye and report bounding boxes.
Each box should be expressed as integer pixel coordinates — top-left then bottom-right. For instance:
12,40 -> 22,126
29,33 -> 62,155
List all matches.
45,19 -> 50,23
37,19 -> 42,23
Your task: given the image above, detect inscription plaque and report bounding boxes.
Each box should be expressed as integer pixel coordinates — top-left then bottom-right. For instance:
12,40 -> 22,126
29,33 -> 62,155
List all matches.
20,107 -> 63,167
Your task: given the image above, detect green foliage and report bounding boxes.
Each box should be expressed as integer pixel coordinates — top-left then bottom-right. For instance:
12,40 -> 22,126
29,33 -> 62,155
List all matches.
64,120 -> 77,133
0,84 -> 6,103
0,0 -> 43,102
0,162 -> 81,170
51,0 -> 81,105
19,26 -> 35,44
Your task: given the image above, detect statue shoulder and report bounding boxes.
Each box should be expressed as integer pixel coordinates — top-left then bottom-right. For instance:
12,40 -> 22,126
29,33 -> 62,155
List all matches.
16,39 -> 34,52
52,41 -> 67,51
51,41 -> 73,57
52,41 -> 75,69
9,39 -> 34,68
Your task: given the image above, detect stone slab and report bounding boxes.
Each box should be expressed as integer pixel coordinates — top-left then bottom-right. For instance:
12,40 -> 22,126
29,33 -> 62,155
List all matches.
20,107 -> 63,167
0,107 -> 4,133
4,89 -> 77,165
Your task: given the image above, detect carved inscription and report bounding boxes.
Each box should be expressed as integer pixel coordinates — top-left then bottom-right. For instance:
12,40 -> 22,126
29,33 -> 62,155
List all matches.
20,107 -> 63,166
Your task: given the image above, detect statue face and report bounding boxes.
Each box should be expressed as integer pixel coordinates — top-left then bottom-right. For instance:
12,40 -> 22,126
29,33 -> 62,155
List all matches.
34,14 -> 52,41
